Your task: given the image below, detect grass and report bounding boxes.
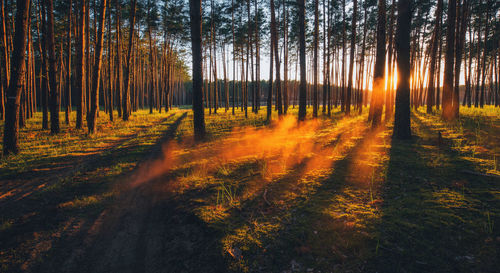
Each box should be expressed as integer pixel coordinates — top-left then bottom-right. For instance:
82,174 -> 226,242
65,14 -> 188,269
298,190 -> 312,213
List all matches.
0,105 -> 499,273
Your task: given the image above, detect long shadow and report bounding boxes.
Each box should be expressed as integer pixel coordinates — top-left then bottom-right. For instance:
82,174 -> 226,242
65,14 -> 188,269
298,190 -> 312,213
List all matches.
169,125 -> 375,272
0,113 -> 178,205
62,112 -> 359,273
0,113 -> 187,273
367,115 -> 499,273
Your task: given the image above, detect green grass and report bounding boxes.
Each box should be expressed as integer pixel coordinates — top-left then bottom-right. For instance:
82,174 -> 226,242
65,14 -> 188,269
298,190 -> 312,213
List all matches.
0,106 -> 499,273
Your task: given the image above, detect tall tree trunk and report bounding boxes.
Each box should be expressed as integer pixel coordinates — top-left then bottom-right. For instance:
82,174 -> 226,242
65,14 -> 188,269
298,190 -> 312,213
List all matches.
115,0 -> 122,117
231,0 -> 235,115
479,0 -> 490,108
40,0 -> 49,129
255,0 -> 260,113
298,0 -> 306,121
87,0 -> 107,133
3,0 -> 30,155
65,0 -> 72,124
122,0 -> 136,121
107,4 -> 113,121
385,0 -> 396,118
312,0 -> 319,117
452,0 -> 468,117
46,0 -> 59,134
345,0 -> 357,116
370,0 -> 386,126
267,28 -> 273,120
0,0 -> 10,120
76,0 -> 86,129
270,0 -> 281,115
393,0 -> 411,139
442,0 -> 456,120
426,0 -> 442,113
341,0 -> 346,112
189,0 -> 205,139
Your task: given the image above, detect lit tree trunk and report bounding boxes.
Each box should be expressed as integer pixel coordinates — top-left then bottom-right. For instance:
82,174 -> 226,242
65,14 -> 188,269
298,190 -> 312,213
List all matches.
107,4 -> 113,121
442,0 -> 456,120
393,0 -> 411,139
148,0 -> 154,114
369,0 -> 386,126
298,0 -> 306,121
0,0 -> 10,120
345,0 -> 357,116
40,0 -> 49,129
3,0 -> 30,155
189,0 -> 205,139
122,0 -> 136,121
87,0 -> 107,134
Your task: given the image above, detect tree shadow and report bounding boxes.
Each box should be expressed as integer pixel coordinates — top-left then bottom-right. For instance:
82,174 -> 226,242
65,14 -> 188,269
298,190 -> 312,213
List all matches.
367,115 -> 499,273
0,113 -> 187,273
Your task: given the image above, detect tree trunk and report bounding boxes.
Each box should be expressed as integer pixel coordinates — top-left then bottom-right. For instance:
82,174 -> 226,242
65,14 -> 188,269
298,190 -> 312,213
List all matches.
87,0 -> 107,133
298,0 -> 306,121
76,0 -> 86,129
3,0 -> 30,155
370,0 -> 386,126
479,0 -> 490,108
122,0 -> 136,121
0,0 -> 10,120
270,0 -> 281,115
65,0 -> 72,124
426,0 -> 442,113
442,0 -> 456,120
452,0 -> 468,117
46,0 -> 59,134
393,0 -> 411,139
189,0 -> 205,139
345,0 -> 357,116
312,0 -> 319,117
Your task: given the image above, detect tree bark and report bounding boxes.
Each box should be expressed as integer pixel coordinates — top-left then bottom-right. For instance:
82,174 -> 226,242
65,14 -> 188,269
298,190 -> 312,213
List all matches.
3,0 -> 30,155
426,0 -> 442,113
370,0 -> 386,126
345,0 -> 357,116
189,0 -> 205,139
298,0 -> 306,121
76,0 -> 86,129
393,0 -> 411,139
312,0 -> 319,117
122,0 -> 136,121
46,0 -> 59,134
87,0 -> 107,133
442,0 -> 456,120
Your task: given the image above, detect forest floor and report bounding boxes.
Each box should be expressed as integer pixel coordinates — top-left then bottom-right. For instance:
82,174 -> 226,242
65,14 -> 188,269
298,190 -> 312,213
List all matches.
0,106 -> 499,273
